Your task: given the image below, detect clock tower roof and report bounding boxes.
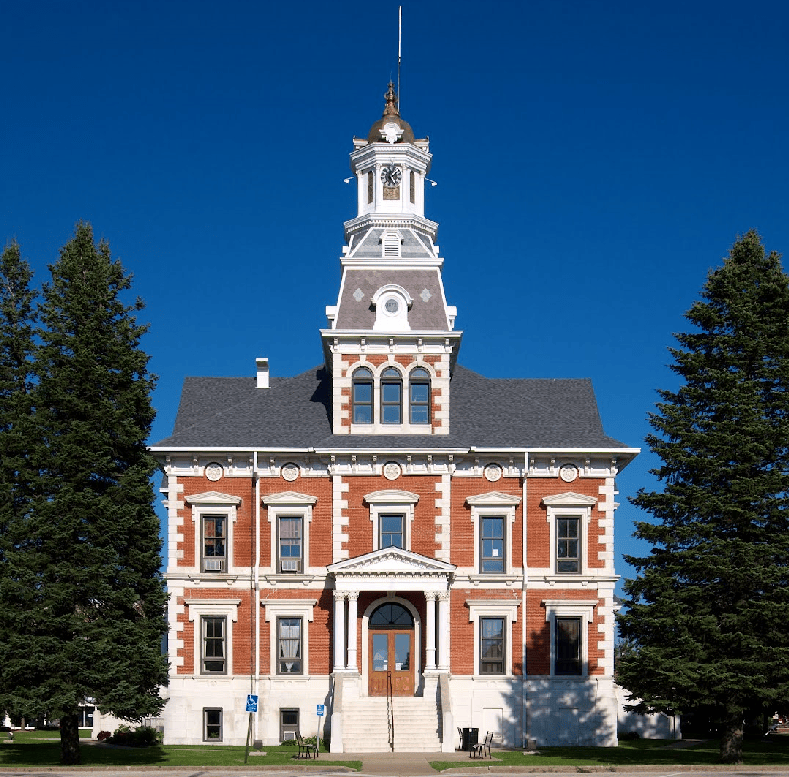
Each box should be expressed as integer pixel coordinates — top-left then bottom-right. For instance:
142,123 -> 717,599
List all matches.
365,81 -> 416,144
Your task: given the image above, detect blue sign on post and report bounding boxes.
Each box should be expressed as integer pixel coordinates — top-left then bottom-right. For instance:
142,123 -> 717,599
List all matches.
317,704 -> 325,716
246,694 -> 258,713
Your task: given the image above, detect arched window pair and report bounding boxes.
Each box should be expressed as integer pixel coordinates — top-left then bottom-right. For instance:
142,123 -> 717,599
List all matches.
352,366 -> 430,426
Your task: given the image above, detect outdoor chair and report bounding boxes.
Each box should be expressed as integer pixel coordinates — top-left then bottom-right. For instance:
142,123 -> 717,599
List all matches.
470,731 -> 494,758
295,733 -> 318,759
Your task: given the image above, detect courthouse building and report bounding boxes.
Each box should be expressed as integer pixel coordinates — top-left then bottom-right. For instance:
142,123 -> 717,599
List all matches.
151,84 -> 638,751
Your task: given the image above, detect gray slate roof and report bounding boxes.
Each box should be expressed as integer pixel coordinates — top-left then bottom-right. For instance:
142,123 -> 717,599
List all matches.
152,365 -> 629,451
334,268 -> 448,330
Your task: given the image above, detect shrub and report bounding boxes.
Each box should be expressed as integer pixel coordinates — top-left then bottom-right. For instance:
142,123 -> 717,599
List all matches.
97,730 -> 112,741
108,725 -> 161,747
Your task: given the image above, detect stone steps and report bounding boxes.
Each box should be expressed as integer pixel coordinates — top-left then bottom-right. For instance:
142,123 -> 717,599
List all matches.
342,696 -> 442,752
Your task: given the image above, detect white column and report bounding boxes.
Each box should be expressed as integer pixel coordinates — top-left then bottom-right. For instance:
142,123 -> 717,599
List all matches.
346,592 -> 358,671
437,591 -> 450,671
333,591 -> 346,672
425,592 -> 437,670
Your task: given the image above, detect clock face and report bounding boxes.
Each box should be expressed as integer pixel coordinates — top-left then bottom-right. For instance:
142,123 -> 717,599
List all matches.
381,165 -> 402,187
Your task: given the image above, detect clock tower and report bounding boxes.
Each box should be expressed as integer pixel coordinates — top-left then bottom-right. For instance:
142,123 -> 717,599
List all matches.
322,83 -> 460,435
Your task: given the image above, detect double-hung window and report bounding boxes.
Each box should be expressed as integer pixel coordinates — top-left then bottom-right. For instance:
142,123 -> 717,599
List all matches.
556,516 -> 580,573
466,491 -> 521,577
480,516 -> 505,573
278,515 -> 302,572
202,616 -> 226,674
380,513 -> 405,549
202,514 -> 226,572
409,367 -> 430,424
263,492 -> 316,575
352,367 -> 373,424
543,492 -> 597,576
365,490 -> 419,551
277,617 -> 303,674
381,367 -> 402,424
203,708 -> 222,741
555,617 -> 582,675
479,616 -> 505,674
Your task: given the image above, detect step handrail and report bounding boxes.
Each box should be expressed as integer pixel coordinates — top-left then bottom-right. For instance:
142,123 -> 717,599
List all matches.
386,671 -> 394,751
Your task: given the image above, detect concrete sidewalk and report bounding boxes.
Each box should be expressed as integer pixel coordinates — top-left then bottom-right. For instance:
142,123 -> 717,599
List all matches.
334,749 -> 484,776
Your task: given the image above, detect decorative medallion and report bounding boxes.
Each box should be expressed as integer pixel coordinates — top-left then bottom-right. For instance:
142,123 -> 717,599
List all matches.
281,462 -> 299,482
383,461 -> 402,481
205,462 -> 223,482
420,288 -> 432,303
353,288 -> 365,302
484,463 -> 503,482
559,463 -> 579,483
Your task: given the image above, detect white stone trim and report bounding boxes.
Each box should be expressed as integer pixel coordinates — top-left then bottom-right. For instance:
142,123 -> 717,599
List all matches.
263,599 -> 317,677
466,598 -> 520,678
187,492 -> 241,574
262,492 -> 316,574
543,599 -> 597,678
543,492 -> 597,576
466,492 -> 521,575
186,599 -> 240,676
365,489 -> 419,550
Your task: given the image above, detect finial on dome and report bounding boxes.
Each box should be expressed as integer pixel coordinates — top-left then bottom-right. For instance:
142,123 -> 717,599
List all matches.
383,81 -> 400,117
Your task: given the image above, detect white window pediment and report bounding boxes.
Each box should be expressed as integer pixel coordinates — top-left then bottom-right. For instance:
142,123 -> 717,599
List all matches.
186,491 -> 242,506
364,489 -> 419,505
261,491 -> 318,506
466,491 -> 522,507
542,492 -> 597,507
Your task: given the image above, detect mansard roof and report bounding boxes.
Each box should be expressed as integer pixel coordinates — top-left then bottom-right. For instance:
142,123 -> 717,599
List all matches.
152,365 -> 629,451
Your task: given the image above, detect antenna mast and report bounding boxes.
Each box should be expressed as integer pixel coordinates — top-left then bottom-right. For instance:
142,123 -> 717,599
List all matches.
397,5 -> 402,112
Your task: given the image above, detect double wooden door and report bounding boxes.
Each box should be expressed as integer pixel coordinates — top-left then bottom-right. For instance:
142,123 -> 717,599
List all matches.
368,629 -> 414,696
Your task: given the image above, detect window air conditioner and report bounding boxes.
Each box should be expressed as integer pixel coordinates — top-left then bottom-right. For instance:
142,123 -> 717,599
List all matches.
280,560 -> 299,572
204,559 -> 224,572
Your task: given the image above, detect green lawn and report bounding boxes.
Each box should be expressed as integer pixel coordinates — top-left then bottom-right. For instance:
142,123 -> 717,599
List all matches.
0,739 -> 361,769
431,736 -> 789,770
3,734 -> 788,770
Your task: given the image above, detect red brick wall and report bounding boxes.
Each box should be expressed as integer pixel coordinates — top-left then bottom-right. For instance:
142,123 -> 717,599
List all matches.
526,478 -> 606,569
449,476 -> 524,569
525,589 -> 603,676
344,474 -> 440,558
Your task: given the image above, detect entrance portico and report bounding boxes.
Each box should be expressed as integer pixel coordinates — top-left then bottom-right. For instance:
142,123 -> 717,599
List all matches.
328,548 -> 455,693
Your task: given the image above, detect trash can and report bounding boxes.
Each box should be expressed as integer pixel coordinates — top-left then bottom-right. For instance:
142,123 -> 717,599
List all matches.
462,727 -> 479,751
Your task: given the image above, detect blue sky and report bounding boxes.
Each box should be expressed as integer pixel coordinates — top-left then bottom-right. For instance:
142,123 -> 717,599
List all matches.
4,0 -> 789,593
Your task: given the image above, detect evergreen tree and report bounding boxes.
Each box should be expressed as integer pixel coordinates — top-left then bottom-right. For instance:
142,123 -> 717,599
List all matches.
618,231 -> 789,763
0,241 -> 38,725
0,224 -> 168,765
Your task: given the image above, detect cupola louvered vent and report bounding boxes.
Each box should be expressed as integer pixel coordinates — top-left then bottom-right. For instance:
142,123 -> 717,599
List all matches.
382,231 -> 401,257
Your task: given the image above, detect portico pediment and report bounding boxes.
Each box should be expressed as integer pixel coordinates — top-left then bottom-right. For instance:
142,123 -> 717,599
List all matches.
328,547 -> 455,593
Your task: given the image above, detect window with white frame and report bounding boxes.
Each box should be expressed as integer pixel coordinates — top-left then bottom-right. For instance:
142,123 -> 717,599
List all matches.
352,367 -> 373,424
262,492 -> 317,575
277,617 -> 303,674
409,367 -> 430,424
264,600 -> 316,677
186,491 -> 241,574
185,599 -> 240,676
467,599 -> 519,677
543,492 -> 597,576
201,616 -> 226,674
365,489 -> 419,551
543,599 -> 596,677
466,491 -> 521,576
277,515 -> 303,573
203,708 -> 222,741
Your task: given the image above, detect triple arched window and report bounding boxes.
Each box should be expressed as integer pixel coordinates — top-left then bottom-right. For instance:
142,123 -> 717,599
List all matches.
351,365 -> 431,427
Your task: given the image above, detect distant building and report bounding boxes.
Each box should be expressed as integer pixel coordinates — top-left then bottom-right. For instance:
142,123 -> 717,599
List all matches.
151,84 -> 638,751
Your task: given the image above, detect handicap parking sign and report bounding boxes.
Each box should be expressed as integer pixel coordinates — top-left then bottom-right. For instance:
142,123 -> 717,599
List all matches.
246,694 -> 258,713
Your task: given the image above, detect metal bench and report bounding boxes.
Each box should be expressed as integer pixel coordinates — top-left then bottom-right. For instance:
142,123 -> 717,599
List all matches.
471,731 -> 494,758
295,733 -> 318,759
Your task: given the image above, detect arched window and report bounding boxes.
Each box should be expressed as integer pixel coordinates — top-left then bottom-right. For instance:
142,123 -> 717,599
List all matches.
409,367 -> 430,424
370,602 -> 414,627
380,367 -> 402,424
352,367 -> 373,424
